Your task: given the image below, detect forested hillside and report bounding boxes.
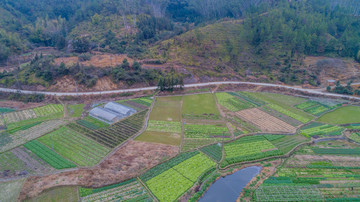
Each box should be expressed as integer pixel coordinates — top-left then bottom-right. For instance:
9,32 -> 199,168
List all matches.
150,0 -> 360,85
0,0 -> 359,90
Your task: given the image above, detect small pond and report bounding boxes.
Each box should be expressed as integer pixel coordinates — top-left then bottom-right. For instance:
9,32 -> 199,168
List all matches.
199,166 -> 262,202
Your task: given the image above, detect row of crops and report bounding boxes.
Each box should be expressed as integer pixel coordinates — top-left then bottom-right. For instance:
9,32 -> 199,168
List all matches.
221,135 -> 283,168
147,120 -> 182,133
184,124 -> 230,139
140,151 -> 216,201
38,126 -> 110,167
80,179 -> 153,202
76,116 -> 109,130
216,92 -> 255,112
255,141 -> 360,201
295,101 -> 340,116
1,104 -> 63,124
199,144 -> 223,162
267,104 -> 312,123
24,140 -> 76,169
0,119 -> 67,153
182,123 -> 230,151
300,124 -> 344,137
229,92 -> 266,106
349,133 -> 360,143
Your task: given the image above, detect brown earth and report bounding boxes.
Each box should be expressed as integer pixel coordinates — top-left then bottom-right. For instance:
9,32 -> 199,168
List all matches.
54,53 -> 134,68
19,141 -> 178,201
49,76 -> 120,92
0,100 -> 44,110
304,56 -> 360,86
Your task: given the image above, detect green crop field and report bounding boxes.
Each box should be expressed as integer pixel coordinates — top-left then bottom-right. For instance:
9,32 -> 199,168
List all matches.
295,101 -> 340,116
256,139 -> 360,201
243,92 -> 306,107
270,134 -> 308,153
349,133 -> 360,143
4,90 -> 360,202
241,92 -> 314,123
318,106 -> 360,124
143,152 -> 215,201
149,96 -> 181,121
25,186 -> 79,202
184,124 -> 229,139
147,120 -> 182,133
216,92 -> 254,111
300,124 -> 344,137
200,143 -> 223,162
33,104 -> 64,117
0,146 -> 54,178
182,93 -> 220,120
24,140 -> 76,169
182,138 -> 219,152
67,104 -> 84,118
0,179 -> 26,202
135,131 -> 181,146
0,107 -> 15,113
222,135 -> 283,167
80,179 -> 153,201
38,126 -> 110,167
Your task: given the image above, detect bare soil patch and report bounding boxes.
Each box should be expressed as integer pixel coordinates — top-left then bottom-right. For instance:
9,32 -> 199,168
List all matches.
0,100 -> 44,110
54,53 -> 134,68
19,141 -> 178,201
304,56 -> 360,86
236,108 -> 296,133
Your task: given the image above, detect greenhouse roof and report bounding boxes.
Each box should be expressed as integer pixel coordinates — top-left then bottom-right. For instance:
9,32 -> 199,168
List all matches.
104,102 -> 136,115
89,107 -> 119,122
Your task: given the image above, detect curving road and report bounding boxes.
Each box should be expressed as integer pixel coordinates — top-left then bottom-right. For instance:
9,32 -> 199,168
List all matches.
1,81 -> 360,100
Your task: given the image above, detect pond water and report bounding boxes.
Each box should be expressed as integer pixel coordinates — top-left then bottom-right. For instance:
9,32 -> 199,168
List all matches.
199,166 -> 262,202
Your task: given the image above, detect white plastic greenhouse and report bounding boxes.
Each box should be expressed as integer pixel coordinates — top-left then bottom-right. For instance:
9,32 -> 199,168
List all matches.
89,107 -> 122,124
89,102 -> 137,124
104,102 -> 136,117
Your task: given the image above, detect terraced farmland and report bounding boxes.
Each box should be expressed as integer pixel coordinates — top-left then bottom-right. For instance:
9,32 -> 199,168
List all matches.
147,120 -> 182,133
149,96 -> 181,122
24,140 -> 76,169
300,124 -> 344,137
2,109 -> 37,123
255,140 -> 360,201
182,123 -> 230,151
182,93 -> 220,120
38,126 -> 110,167
33,104 -> 63,117
0,119 -> 67,153
1,104 -> 64,124
295,100 -> 340,116
200,143 -> 223,162
216,92 -> 254,111
184,124 -> 230,139
141,151 -> 216,201
349,133 -> 360,143
222,135 -> 283,167
5,91 -> 360,202
80,179 -> 153,202
69,110 -> 147,148
0,146 -> 54,179
0,179 -> 26,202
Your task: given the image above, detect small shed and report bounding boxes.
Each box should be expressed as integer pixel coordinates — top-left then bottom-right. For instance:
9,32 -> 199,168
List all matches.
89,107 -> 122,124
104,102 -> 136,117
